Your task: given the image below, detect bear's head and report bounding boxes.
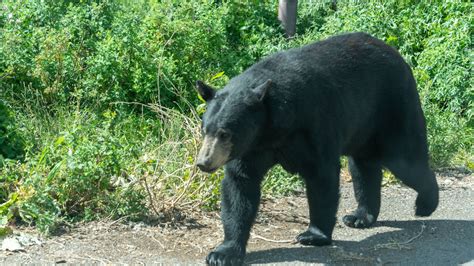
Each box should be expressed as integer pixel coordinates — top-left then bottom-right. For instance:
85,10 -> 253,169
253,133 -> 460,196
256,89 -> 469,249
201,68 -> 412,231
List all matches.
195,79 -> 272,173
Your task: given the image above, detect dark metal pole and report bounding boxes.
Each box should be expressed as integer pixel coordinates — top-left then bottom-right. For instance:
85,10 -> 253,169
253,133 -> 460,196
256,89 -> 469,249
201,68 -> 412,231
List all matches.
278,0 -> 298,38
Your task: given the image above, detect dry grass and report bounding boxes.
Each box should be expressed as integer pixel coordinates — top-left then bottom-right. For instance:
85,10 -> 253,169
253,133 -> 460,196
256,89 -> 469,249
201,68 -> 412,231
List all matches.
134,104 -> 222,220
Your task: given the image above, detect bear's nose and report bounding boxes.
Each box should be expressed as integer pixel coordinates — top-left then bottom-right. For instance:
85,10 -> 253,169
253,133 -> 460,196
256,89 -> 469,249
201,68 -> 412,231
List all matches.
197,159 -> 210,171
197,162 -> 207,171
197,160 -> 217,173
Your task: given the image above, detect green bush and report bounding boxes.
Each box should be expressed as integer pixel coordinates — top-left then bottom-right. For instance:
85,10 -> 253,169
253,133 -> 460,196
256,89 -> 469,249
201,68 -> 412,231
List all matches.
2,109 -> 147,233
1,1 -> 282,109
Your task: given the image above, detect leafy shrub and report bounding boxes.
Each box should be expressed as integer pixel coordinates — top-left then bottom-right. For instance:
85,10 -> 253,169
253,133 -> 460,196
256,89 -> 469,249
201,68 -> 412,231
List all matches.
2,1 -> 280,109
3,109 -> 144,233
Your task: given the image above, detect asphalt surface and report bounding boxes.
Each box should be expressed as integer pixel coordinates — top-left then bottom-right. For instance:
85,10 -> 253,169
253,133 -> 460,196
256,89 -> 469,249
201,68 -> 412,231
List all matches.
247,178 -> 474,265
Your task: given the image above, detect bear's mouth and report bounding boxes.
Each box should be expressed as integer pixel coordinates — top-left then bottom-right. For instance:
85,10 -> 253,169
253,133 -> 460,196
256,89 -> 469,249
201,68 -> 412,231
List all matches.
197,164 -> 219,173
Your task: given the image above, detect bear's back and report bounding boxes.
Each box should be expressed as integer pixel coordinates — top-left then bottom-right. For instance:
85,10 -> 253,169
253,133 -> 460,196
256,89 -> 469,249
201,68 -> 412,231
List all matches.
236,33 -> 422,155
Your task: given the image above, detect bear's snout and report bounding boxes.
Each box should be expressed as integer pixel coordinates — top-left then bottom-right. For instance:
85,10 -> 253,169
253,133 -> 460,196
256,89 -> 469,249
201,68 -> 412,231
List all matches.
197,135 -> 232,173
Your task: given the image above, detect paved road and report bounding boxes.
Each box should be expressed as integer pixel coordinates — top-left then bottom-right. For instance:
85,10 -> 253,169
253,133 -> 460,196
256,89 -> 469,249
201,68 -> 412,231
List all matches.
247,179 -> 474,265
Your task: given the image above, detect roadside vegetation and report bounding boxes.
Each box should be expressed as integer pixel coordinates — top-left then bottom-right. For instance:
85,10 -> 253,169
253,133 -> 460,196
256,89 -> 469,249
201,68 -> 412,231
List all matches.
1,1 -> 472,233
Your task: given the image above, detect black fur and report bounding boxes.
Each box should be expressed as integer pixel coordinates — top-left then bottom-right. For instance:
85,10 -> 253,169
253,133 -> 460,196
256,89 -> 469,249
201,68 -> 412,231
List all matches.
198,32 -> 439,265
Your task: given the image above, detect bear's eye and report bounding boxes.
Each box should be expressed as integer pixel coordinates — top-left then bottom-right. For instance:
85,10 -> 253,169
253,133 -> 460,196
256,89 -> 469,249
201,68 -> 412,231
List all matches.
217,130 -> 231,141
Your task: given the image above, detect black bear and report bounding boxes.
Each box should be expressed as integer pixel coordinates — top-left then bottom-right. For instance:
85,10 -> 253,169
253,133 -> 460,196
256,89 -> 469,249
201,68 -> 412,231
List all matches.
196,32 -> 439,265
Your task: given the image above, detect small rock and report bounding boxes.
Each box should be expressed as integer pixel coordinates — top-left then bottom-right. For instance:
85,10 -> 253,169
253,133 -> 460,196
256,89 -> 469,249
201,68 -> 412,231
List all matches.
1,237 -> 24,252
443,178 -> 454,186
17,233 -> 42,246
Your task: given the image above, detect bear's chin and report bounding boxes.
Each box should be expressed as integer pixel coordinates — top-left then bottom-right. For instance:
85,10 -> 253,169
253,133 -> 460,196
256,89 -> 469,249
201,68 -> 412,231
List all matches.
206,167 -> 219,173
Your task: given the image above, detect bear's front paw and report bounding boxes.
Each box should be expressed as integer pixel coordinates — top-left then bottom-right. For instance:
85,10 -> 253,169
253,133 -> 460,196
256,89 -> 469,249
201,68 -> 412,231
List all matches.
415,191 -> 438,217
296,226 -> 332,246
342,213 -> 375,228
206,244 -> 244,266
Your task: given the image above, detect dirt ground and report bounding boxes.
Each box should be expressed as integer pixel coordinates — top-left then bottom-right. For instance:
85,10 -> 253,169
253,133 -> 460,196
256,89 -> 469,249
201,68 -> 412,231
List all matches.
1,168 -> 473,265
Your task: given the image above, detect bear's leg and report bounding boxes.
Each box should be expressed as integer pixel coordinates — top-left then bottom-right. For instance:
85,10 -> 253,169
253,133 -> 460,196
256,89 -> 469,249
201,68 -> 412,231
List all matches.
296,159 -> 340,246
206,154 -> 272,266
385,159 -> 439,216
343,157 -> 382,228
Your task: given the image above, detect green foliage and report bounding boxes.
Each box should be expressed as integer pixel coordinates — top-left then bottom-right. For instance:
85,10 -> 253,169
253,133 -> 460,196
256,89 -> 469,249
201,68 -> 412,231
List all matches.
1,1 -> 281,109
0,1 -> 472,233
0,100 -> 24,164
263,166 -> 303,196
0,108 -> 148,233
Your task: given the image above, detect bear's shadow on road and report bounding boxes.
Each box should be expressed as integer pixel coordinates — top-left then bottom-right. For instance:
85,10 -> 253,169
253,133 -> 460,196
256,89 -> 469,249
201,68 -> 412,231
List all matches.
245,219 -> 474,265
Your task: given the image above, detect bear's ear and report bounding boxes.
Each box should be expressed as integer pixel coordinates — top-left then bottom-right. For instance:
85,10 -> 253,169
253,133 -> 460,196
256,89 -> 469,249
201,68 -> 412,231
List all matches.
196,80 -> 216,102
252,79 -> 272,102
